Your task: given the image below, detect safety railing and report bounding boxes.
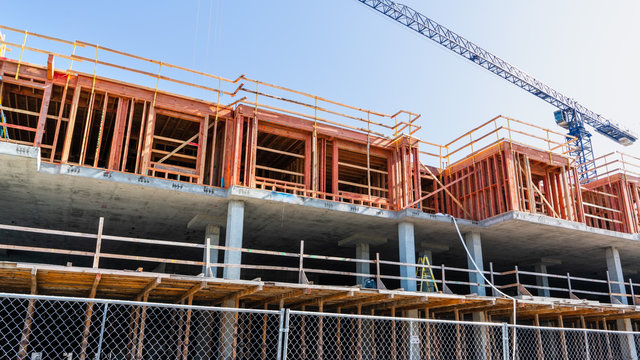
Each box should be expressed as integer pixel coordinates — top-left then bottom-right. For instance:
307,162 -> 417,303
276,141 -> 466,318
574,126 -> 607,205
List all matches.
579,151 -> 640,184
440,115 -> 578,169
0,219 -> 638,306
0,25 -> 419,143
1,292 -> 638,360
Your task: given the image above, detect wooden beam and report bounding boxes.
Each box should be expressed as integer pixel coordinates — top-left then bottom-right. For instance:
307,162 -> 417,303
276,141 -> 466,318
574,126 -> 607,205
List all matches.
175,281 -> 206,304
33,81 -> 52,147
214,285 -> 263,305
135,277 -> 162,301
289,290 -> 355,309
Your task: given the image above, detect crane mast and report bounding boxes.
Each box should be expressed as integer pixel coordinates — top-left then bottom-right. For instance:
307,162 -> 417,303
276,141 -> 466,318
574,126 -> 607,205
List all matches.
357,0 -> 637,181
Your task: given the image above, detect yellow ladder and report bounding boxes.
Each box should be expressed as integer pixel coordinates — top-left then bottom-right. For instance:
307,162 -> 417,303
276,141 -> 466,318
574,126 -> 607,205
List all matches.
417,255 -> 439,292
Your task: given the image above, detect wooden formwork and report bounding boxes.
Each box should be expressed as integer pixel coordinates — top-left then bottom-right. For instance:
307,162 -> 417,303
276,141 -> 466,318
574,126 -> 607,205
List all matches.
435,141 -> 584,222
581,153 -> 640,234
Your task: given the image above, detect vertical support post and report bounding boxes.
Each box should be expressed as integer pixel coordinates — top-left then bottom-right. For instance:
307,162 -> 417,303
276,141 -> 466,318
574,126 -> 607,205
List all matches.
557,315 -> 569,360
34,81 -> 53,147
355,242 -> 370,286
398,221 -> 416,291
605,246 -> 628,304
141,105 -> 156,175
95,303 -> 109,360
298,240 -> 305,284
464,232 -> 485,296
196,114 -> 209,185
93,217 -> 104,268
203,225 -> 220,277
534,263 -> 551,297
181,296 -> 194,360
583,330 -> 591,360
108,98 -> 129,170
332,140 -> 339,197
17,269 -> 37,360
276,309 -> 285,360
616,318 -> 639,360
502,323 -> 509,360
61,85 -> 81,163
223,200 -> 245,280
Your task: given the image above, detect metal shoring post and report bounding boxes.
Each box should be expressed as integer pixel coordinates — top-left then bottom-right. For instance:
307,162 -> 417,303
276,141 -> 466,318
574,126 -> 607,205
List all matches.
15,30 -> 28,79
95,303 -> 109,360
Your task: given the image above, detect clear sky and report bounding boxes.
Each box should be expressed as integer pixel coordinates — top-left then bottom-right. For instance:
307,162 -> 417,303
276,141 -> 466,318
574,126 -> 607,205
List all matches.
3,0 -> 639,160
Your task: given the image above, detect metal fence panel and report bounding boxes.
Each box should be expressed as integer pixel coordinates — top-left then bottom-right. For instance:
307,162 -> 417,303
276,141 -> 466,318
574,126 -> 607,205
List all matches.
2,293 -> 640,360
0,294 -> 282,360
286,311 -> 505,360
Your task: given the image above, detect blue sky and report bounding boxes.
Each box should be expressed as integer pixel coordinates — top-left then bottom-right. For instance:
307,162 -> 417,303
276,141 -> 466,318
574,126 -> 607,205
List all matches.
4,0 -> 639,161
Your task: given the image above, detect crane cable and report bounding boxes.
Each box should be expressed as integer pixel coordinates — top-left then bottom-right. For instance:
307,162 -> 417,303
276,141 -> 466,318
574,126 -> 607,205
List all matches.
449,214 -> 517,358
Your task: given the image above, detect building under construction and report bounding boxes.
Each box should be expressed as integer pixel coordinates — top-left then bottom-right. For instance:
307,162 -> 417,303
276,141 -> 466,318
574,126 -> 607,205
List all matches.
0,24 -> 640,360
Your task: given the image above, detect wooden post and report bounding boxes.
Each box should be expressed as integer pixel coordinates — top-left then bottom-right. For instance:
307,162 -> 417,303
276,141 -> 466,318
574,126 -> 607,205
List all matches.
261,304 -> 268,360
336,307 -> 342,360
391,306 -> 397,360
120,100 -> 135,171
107,98 -> 129,170
34,82 -> 53,147
134,102 -> 147,174
317,300 -> 324,360
557,315 -> 569,360
93,93 -> 110,166
534,313 -> 544,360
141,105 -> 156,175
79,274 -> 101,360
93,217 -> 104,268
181,295 -> 194,360
196,115 -> 209,185
61,85 -> 81,163
136,292 -> 150,360
49,80 -> 69,162
356,304 -> 363,360
332,140 -> 339,198
17,269 -> 37,360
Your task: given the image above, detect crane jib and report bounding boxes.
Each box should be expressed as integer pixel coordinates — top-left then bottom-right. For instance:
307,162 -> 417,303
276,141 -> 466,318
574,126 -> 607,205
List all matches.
357,0 -> 636,181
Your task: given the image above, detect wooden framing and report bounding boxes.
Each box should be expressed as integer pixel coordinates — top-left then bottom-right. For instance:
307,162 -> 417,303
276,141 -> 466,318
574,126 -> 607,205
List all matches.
0,53 -> 636,233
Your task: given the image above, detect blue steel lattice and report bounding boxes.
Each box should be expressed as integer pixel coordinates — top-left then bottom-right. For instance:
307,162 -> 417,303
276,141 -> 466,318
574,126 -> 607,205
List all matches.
357,0 -> 636,179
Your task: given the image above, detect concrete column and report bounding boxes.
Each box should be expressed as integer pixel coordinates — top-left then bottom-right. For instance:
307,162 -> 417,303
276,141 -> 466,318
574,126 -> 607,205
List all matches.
203,225 -> 220,277
616,318 -> 639,360
606,247 -> 627,305
356,242 -> 370,286
220,298 -> 238,360
223,200 -> 245,280
398,222 -> 417,292
464,232 -> 485,296
339,234 -> 387,287
406,309 -> 420,360
534,263 -> 551,298
471,312 -> 489,360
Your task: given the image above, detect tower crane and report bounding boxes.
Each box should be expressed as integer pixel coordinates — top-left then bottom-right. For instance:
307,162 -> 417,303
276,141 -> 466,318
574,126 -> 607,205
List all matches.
357,0 -> 637,181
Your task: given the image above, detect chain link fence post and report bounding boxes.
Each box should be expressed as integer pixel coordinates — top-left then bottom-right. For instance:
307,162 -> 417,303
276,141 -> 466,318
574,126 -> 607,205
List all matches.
95,303 -> 109,360
502,323 -> 509,360
281,309 -> 290,360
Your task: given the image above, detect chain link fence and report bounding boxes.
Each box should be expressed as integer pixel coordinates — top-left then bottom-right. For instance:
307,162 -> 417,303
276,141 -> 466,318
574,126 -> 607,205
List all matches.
1,292 -> 639,360
0,293 -> 283,360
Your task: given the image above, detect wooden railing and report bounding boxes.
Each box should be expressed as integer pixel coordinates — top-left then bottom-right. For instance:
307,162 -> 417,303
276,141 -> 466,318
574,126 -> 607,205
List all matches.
0,220 -> 637,305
